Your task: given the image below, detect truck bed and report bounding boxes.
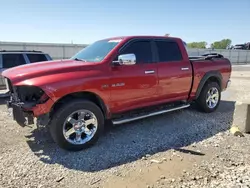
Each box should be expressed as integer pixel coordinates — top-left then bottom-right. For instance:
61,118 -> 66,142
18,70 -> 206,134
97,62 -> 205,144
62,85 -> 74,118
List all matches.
189,56 -> 232,100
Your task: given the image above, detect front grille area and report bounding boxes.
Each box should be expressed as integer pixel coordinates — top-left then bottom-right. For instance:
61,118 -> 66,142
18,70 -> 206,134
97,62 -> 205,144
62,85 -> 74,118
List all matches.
5,78 -> 46,106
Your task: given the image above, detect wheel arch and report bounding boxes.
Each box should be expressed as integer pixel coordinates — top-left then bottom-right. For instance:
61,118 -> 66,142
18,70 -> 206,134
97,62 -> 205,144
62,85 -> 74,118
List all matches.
50,91 -> 109,119
195,71 -> 222,99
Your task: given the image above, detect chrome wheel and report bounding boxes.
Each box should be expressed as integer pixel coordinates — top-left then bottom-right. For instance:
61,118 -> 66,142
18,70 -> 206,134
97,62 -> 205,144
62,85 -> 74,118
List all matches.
63,109 -> 98,145
206,87 -> 219,109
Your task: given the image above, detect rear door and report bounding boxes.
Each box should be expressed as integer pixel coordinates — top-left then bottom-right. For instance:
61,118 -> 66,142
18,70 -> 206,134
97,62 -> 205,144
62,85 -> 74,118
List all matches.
154,39 -> 192,102
110,39 -> 158,113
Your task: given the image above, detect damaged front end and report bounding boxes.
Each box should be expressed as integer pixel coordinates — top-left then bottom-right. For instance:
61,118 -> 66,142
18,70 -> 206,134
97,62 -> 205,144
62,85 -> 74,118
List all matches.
6,78 -> 52,127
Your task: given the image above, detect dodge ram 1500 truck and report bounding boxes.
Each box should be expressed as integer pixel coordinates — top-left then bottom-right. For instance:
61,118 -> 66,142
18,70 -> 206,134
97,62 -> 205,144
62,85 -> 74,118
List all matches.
2,36 -> 232,151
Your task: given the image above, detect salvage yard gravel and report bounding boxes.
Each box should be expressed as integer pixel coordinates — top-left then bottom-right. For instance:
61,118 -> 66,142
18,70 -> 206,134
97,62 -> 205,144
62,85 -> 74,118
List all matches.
0,67 -> 250,188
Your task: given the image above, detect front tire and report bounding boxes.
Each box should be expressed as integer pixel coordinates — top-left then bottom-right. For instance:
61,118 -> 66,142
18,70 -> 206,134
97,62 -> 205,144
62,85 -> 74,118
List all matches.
49,99 -> 104,151
197,82 -> 221,113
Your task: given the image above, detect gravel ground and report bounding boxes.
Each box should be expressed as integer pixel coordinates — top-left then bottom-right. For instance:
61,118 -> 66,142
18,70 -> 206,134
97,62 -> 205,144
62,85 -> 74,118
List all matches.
158,132 -> 250,188
0,66 -> 250,188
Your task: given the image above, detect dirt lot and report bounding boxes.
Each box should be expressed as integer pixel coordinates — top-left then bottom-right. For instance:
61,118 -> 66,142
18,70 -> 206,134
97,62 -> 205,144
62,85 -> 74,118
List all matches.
0,66 -> 250,188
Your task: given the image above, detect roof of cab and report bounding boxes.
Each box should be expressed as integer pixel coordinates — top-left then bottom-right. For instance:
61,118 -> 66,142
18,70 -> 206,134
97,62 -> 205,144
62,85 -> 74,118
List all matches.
103,35 -> 182,41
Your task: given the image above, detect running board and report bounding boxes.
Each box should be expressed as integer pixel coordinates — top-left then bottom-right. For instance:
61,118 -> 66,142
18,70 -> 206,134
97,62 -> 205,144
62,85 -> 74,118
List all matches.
112,104 -> 190,125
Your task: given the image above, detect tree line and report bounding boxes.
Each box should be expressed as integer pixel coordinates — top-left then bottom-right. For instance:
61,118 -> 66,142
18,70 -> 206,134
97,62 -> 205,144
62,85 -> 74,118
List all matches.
187,39 -> 232,49
164,34 -> 233,49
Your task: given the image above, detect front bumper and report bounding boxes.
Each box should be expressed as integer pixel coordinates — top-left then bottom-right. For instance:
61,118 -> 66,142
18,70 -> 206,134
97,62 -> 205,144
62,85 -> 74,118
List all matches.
7,94 -> 54,127
7,101 -> 34,127
5,77 -> 54,126
7,98 -> 54,126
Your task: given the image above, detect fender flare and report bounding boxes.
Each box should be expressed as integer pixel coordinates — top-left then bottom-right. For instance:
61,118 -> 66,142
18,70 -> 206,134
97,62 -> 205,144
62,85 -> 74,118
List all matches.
195,71 -> 222,99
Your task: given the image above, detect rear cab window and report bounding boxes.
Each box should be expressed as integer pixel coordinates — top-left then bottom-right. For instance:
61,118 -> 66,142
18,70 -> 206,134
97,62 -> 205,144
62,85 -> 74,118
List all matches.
2,54 -> 26,68
155,40 -> 183,62
27,53 -> 48,63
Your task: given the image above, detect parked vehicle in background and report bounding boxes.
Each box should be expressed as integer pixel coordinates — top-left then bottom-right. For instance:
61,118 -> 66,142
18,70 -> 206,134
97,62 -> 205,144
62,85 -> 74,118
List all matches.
231,43 -> 250,50
0,50 -> 52,90
3,36 -> 232,151
233,44 -> 246,50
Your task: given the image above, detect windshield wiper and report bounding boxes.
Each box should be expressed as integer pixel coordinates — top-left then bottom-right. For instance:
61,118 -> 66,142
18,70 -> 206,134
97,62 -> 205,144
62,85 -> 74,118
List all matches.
74,58 -> 87,62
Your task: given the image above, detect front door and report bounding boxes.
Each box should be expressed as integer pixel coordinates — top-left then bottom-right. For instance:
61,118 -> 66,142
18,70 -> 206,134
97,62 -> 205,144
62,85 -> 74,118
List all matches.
110,39 -> 158,113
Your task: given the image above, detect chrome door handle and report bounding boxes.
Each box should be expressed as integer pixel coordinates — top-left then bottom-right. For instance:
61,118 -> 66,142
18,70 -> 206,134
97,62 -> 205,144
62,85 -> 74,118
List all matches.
181,67 -> 189,71
145,70 -> 155,74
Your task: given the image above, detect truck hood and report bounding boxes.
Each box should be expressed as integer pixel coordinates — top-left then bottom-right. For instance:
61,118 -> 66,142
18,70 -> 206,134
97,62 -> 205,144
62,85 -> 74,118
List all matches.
2,59 -> 96,84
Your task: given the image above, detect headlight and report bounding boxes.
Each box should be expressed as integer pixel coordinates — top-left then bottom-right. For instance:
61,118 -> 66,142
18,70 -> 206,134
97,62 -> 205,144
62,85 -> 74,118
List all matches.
15,86 -> 49,104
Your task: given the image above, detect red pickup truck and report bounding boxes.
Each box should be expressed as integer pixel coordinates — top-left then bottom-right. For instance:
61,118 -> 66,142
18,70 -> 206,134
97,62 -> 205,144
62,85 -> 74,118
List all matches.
2,36 -> 231,151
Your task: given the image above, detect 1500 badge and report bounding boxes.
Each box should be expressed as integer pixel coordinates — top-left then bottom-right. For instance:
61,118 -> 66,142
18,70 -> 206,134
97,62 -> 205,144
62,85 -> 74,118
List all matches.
101,83 -> 125,89
112,83 -> 125,87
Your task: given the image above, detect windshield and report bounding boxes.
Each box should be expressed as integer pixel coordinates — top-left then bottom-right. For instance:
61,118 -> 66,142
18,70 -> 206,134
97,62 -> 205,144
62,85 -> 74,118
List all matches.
71,39 -> 122,62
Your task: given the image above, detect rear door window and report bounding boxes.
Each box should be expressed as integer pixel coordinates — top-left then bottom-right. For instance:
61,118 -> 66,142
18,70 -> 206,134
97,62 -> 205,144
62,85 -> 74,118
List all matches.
2,54 -> 26,68
27,54 -> 47,63
155,41 -> 183,62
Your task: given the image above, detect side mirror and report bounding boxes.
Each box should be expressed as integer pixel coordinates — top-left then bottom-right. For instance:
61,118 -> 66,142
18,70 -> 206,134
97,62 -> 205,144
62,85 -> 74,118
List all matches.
113,54 -> 136,66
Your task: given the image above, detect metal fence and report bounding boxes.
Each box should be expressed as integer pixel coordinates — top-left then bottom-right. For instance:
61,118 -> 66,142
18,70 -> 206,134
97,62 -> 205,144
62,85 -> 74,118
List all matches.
0,41 -> 87,59
1,41 -> 250,64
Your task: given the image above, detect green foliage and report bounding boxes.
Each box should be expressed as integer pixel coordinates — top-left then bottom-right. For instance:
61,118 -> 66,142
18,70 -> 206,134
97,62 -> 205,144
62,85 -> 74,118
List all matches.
187,42 -> 207,49
211,39 -> 232,49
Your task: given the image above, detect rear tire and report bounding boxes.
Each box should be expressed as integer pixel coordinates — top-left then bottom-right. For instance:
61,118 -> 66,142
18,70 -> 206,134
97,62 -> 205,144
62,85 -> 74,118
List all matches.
197,82 -> 221,113
49,99 -> 104,151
